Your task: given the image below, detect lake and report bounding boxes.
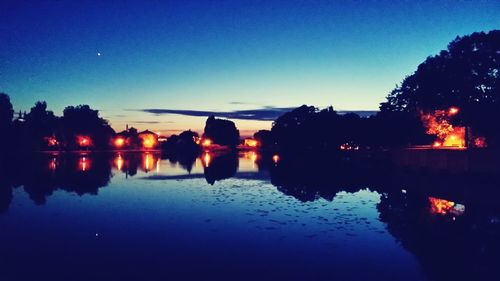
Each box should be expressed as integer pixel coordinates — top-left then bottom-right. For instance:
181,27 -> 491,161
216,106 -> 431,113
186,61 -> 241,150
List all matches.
0,151 -> 499,281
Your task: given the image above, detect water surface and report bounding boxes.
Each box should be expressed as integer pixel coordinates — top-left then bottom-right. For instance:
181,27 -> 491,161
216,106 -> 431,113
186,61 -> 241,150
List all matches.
0,152 -> 498,280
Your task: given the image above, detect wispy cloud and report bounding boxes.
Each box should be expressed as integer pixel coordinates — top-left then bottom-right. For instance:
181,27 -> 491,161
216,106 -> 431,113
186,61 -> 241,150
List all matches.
132,106 -> 378,121
130,121 -> 174,124
135,107 -> 296,121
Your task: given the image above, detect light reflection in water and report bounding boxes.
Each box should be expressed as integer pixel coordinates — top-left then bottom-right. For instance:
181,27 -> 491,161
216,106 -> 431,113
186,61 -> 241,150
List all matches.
115,154 -> 124,171
142,153 -> 158,173
78,156 -> 91,172
272,154 -> 280,164
202,152 -> 211,168
242,151 -> 258,169
428,196 -> 465,216
49,157 -> 57,171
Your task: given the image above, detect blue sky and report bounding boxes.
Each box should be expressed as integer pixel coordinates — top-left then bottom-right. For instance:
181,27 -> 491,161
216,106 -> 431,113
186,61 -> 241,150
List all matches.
1,0 -> 498,135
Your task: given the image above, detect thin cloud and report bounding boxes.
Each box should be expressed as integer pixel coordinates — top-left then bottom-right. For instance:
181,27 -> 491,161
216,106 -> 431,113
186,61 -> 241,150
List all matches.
130,121 -> 174,124
136,107 -> 296,121
132,107 -> 378,121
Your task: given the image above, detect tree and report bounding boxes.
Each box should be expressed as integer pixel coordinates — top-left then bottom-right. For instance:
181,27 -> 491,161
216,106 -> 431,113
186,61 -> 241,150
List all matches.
271,105 -> 344,150
203,116 -> 240,147
380,30 -> 500,145
0,93 -> 14,149
23,101 -> 59,149
0,93 -> 13,131
253,130 -> 275,148
61,105 -> 115,149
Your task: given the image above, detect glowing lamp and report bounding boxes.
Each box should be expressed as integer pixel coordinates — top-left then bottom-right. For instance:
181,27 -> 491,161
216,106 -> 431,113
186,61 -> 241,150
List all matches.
244,139 -> 258,147
202,139 -> 212,147
46,137 -> 58,147
114,137 -> 125,148
448,107 -> 459,115
272,154 -> 280,164
77,135 -> 91,147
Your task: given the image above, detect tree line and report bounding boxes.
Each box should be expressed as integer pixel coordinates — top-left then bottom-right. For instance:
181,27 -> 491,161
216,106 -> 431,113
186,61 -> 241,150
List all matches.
1,30 -> 498,152
0,98 -> 114,151
255,30 -> 499,150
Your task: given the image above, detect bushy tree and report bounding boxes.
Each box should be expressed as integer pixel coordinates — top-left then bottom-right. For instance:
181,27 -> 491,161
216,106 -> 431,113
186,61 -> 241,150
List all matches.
203,116 -> 240,147
0,93 -> 13,131
61,105 -> 115,149
0,93 -> 14,149
23,101 -> 59,149
380,30 -> 500,145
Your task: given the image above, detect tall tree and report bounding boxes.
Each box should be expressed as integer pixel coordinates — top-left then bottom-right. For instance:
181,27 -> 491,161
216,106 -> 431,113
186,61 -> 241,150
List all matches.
380,30 -> 500,145
0,93 -> 13,130
0,93 -> 14,149
23,101 -> 59,149
61,105 -> 115,149
203,116 -> 240,147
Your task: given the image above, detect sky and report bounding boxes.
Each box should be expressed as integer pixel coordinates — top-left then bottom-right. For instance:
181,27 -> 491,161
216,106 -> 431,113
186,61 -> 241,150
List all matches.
1,0 -> 498,136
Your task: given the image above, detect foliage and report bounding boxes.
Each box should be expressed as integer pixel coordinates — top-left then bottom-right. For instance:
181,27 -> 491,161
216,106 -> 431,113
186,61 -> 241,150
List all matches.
380,30 -> 500,145
203,116 -> 240,147
61,105 -> 115,149
0,93 -> 13,131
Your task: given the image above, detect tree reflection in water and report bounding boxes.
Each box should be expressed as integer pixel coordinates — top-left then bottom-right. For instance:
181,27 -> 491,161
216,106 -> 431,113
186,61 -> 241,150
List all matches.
377,171 -> 500,281
202,152 -> 238,185
0,151 -> 499,279
0,152 -> 112,207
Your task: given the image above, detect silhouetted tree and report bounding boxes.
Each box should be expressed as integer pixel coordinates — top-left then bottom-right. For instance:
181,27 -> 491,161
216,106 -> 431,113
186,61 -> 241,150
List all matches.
22,101 -> 59,150
380,30 -> 500,145
0,93 -> 14,149
253,130 -> 275,148
271,105 -> 345,150
203,116 -> 240,147
60,105 -> 115,150
203,152 -> 238,185
163,129 -> 200,159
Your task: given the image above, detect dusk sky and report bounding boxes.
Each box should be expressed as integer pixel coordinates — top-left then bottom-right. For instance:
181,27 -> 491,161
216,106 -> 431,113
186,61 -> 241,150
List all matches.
1,1 -> 498,135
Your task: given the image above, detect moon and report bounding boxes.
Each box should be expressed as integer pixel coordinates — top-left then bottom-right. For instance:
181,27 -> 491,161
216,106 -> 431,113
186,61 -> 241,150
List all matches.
97,52 -> 101,56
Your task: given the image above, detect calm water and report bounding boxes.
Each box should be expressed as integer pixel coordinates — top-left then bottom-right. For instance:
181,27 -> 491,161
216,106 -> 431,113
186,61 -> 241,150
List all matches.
0,151 -> 499,281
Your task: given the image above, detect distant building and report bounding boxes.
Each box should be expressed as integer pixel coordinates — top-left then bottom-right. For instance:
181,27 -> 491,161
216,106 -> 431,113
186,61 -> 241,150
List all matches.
138,130 -> 158,149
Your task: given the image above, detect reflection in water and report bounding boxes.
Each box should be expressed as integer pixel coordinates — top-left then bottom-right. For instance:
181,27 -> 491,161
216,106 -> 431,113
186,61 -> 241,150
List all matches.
49,157 -> 57,171
78,155 -> 91,171
142,153 -> 155,172
115,153 -> 124,171
0,153 -> 112,206
272,154 -> 280,164
378,188 -> 500,281
0,151 -> 499,280
202,152 -> 238,185
202,152 -> 211,168
428,196 -> 465,216
242,151 -> 258,169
